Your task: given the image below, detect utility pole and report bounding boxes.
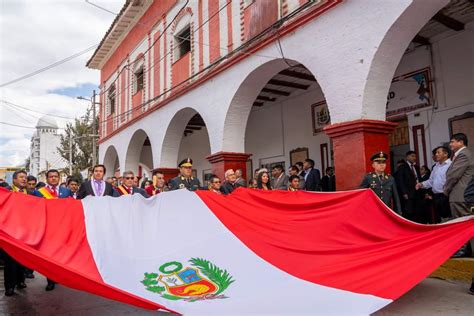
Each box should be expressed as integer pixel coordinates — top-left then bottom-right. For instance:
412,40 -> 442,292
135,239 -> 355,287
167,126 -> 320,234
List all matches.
92,89 -> 97,166
69,136 -> 73,175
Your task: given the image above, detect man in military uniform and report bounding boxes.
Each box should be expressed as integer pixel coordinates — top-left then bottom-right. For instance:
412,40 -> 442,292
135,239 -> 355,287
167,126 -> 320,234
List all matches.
169,158 -> 201,191
360,152 -> 401,214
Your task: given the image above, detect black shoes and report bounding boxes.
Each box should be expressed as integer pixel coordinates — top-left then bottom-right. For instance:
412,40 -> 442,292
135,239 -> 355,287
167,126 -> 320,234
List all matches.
17,282 -> 27,289
5,288 -> 14,296
45,283 -> 55,291
469,282 -> 474,295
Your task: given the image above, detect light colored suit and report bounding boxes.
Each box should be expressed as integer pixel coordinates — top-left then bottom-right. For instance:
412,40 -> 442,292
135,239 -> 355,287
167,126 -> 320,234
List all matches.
444,147 -> 474,217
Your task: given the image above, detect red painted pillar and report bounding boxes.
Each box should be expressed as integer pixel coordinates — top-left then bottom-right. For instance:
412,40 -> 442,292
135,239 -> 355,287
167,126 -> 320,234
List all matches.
206,152 -> 252,181
152,168 -> 180,183
324,120 -> 397,191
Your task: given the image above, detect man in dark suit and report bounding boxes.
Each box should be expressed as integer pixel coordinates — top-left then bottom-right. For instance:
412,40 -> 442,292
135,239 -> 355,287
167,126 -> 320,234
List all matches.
220,169 -> 242,195
32,169 -> 72,291
301,159 -> 321,191
116,171 -> 149,197
395,151 -> 421,222
3,170 -> 28,296
321,167 -> 336,192
77,164 -> 119,199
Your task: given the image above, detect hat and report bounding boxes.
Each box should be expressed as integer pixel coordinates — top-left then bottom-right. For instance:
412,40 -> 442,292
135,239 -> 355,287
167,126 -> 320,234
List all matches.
179,158 -> 193,167
371,151 -> 388,162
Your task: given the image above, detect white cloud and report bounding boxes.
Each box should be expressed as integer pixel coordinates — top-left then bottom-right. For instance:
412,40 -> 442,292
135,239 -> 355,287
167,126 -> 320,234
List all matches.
0,0 -> 124,167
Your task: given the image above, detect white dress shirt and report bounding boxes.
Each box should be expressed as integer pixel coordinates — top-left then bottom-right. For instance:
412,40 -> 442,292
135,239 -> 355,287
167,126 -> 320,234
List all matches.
421,159 -> 452,194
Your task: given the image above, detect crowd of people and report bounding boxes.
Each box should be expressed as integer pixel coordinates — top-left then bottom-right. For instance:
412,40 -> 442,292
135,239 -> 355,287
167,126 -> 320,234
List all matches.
0,133 -> 472,296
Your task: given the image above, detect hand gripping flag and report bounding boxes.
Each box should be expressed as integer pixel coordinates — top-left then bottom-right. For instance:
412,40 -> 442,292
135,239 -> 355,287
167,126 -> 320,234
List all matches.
0,188 -> 472,315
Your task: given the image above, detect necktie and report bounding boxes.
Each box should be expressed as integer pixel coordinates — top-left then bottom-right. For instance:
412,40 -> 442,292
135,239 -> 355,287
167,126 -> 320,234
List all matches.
51,186 -> 57,197
410,164 -> 416,177
96,181 -> 103,196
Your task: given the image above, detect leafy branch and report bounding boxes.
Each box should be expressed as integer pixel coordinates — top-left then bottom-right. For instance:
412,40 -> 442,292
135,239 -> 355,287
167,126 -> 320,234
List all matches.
190,258 -> 234,295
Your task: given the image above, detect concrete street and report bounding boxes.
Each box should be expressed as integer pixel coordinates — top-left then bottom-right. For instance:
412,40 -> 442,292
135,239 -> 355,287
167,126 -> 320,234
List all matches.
0,274 -> 472,315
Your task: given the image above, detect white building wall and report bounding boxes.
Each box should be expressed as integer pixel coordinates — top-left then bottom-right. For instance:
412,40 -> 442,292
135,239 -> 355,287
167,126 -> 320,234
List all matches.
245,84 -> 329,172
99,0 -> 460,176
178,128 -> 212,183
393,23 -> 474,167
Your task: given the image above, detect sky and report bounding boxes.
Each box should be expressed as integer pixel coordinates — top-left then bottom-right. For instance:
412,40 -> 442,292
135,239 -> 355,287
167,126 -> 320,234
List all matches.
0,0 -> 124,167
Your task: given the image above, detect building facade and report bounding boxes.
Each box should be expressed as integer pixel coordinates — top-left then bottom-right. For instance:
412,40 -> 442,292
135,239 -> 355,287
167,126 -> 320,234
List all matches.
88,0 -> 474,189
29,116 -> 67,180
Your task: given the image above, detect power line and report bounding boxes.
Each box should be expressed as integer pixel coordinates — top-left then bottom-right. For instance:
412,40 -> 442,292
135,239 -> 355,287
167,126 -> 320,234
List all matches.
1,102 -> 39,125
0,121 -> 38,129
98,1 -> 312,126
100,0 -> 231,107
85,0 -> 118,15
0,44 -> 99,88
99,0 -> 191,99
0,100 -> 76,120
99,9 -> 272,123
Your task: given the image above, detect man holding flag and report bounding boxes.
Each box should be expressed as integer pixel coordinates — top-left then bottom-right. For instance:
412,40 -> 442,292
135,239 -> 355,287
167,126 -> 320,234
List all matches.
33,169 -> 72,291
2,170 -> 28,296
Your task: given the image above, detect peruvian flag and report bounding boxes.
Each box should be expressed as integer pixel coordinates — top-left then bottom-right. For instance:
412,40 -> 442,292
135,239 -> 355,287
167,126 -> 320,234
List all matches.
0,188 -> 473,315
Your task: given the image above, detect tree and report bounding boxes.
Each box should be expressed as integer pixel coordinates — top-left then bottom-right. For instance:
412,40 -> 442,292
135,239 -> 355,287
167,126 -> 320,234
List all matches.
24,157 -> 30,172
57,106 -> 98,180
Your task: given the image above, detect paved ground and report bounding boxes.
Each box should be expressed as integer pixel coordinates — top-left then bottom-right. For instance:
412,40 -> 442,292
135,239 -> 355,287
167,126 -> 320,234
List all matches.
0,274 -> 472,315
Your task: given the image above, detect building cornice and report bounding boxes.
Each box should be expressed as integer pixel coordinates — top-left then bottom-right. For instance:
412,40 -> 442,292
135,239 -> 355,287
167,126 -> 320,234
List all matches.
86,0 -> 153,69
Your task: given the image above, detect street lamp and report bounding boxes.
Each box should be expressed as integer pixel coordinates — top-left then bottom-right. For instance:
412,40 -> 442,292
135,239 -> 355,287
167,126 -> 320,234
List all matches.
77,90 -> 101,166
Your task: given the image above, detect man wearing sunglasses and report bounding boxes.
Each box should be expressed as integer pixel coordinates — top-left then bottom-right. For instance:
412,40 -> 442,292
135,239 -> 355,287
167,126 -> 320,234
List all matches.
116,171 -> 149,197
169,158 -> 201,191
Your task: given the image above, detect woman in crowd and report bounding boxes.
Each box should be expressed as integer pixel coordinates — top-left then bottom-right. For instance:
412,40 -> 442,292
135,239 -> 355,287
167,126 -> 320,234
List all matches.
257,171 -> 272,190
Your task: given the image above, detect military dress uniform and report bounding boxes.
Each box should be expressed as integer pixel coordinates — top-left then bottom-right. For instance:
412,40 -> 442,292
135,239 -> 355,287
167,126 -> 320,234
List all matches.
360,152 -> 401,214
169,158 -> 201,191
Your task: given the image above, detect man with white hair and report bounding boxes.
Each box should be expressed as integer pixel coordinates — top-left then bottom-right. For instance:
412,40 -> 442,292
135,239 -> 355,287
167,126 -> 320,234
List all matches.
220,169 -> 242,195
116,171 -> 149,197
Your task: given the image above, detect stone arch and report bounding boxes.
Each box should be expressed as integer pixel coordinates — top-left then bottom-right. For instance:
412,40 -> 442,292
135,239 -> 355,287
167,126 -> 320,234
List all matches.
102,145 -> 120,177
222,58 -> 326,153
160,107 -> 211,168
124,129 -> 154,174
361,0 -> 449,120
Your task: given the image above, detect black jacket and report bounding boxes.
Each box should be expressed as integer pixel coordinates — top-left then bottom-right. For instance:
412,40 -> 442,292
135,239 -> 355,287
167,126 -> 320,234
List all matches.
302,168 -> 321,191
321,175 -> 336,192
220,181 -> 242,195
77,180 -> 118,199
395,162 -> 421,199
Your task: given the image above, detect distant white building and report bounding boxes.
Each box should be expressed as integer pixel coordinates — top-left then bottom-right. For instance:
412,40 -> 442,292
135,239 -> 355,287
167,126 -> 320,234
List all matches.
29,116 -> 67,179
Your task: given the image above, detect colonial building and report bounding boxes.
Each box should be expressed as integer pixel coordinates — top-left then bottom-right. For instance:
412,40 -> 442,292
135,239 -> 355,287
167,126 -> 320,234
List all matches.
29,116 -> 67,179
87,0 -> 474,190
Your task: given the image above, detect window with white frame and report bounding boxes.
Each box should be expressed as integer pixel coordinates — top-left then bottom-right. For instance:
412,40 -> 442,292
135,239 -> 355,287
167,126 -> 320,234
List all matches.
174,25 -> 191,60
132,58 -> 145,94
108,84 -> 116,114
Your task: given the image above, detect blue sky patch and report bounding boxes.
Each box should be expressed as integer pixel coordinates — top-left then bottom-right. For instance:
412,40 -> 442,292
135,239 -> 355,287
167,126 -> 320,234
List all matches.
49,83 -> 98,98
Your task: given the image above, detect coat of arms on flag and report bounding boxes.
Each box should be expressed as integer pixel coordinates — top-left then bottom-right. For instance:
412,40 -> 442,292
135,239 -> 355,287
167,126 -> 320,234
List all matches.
141,258 -> 234,302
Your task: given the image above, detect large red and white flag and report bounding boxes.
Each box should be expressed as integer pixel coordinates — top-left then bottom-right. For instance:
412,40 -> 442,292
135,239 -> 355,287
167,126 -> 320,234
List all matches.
0,188 -> 473,315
